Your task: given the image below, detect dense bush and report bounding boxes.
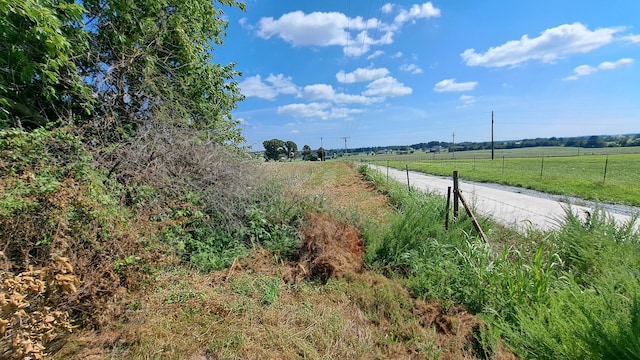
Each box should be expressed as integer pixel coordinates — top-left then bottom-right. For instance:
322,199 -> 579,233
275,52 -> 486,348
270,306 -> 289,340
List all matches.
0,128 -> 144,357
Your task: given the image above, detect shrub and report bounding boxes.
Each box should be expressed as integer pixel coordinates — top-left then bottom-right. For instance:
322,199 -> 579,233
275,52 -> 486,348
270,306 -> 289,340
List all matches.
0,128 -> 147,357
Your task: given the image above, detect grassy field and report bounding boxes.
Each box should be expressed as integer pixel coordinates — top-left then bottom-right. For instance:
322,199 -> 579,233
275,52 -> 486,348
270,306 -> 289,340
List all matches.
359,147 -> 640,207
355,145 -> 640,161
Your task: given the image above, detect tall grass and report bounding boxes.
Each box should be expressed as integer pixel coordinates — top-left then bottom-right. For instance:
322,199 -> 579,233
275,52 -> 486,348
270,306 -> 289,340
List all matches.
360,164 -> 640,359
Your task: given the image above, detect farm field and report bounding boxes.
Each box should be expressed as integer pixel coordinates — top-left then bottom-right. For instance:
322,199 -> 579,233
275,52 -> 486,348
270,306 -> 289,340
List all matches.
361,147 -> 640,207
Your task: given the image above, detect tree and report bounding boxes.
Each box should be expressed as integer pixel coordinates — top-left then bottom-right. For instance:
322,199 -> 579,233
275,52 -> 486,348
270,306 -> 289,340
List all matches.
585,135 -> 604,148
317,147 -> 327,161
80,0 -> 246,143
263,139 -> 286,161
301,145 -> 317,161
285,141 -> 298,159
0,0 -> 92,129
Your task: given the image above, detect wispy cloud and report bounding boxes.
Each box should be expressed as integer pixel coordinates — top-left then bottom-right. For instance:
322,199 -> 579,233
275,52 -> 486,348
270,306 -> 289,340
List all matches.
563,58 -> 634,80
457,95 -> 476,108
363,76 -> 412,97
367,50 -> 384,60
433,79 -> 477,92
336,67 -> 390,83
399,63 -> 423,74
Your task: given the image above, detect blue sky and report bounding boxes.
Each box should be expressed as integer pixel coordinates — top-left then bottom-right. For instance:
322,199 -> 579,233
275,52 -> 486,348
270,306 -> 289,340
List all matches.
219,1 -> 640,151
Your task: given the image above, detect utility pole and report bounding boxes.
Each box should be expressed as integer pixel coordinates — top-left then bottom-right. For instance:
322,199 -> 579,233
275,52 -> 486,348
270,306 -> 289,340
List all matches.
452,132 -> 455,159
341,136 -> 350,156
320,137 -> 324,161
491,111 -> 495,160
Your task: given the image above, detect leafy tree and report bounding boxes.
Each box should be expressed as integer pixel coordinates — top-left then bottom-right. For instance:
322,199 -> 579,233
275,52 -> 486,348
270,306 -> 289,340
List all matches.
585,135 -> 604,148
285,140 -> 298,158
0,0 -> 92,129
317,146 -> 327,161
80,0 -> 246,143
263,139 -> 286,161
301,145 -> 317,161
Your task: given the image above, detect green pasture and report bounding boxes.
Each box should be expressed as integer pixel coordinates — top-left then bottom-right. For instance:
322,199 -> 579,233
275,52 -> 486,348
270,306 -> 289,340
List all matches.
362,148 -> 640,206
357,145 -> 640,162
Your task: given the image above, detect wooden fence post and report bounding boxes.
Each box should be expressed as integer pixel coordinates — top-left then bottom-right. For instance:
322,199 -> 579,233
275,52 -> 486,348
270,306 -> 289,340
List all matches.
457,190 -> 488,243
445,186 -> 451,230
406,165 -> 410,191
453,171 -> 459,218
386,160 -> 389,183
603,155 -> 609,185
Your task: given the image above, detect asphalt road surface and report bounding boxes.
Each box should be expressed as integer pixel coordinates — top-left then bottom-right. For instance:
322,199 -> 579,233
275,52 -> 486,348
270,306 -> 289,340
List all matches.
369,165 -> 638,232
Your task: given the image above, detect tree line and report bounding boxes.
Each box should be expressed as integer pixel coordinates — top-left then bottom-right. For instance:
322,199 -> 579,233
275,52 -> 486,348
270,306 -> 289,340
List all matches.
262,139 -> 327,161
343,134 -> 640,154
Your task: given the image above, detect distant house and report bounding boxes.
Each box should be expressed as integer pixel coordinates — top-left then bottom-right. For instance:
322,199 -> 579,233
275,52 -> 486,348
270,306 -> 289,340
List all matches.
429,146 -> 442,153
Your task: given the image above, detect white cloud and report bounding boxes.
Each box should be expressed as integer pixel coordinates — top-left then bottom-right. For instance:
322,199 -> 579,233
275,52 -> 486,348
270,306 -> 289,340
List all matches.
563,58 -> 634,80
256,10 -> 392,57
302,83 -> 383,105
458,95 -> 476,108
266,74 -> 299,95
434,79 -> 478,92
461,23 -> 624,67
255,5 -> 437,57
367,50 -> 384,60
336,67 -> 390,83
392,51 -> 403,58
599,57 -> 633,70
623,34 -> 640,43
394,2 -> 441,25
278,102 -> 331,119
239,74 -> 299,100
363,76 -> 412,97
239,75 -> 278,100
302,84 -> 335,101
277,102 -> 362,120
257,11 -> 350,47
399,63 -> 423,74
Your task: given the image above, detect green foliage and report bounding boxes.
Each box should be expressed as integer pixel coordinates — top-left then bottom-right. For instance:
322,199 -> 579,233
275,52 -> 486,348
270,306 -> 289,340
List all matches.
263,138 -> 287,161
244,207 -> 299,261
0,0 -> 92,128
81,0 -> 246,143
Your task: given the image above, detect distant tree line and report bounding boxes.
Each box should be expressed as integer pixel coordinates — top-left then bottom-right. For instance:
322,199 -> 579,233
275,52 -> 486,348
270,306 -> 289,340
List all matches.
262,139 -> 326,161
341,134 -> 640,154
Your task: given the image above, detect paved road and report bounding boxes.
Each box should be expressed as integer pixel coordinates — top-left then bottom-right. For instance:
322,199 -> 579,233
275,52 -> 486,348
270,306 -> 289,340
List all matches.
370,165 -> 638,232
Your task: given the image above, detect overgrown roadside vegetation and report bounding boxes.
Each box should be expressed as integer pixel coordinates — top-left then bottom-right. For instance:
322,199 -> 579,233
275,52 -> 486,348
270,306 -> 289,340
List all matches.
31,161 -> 510,360
360,163 -> 640,359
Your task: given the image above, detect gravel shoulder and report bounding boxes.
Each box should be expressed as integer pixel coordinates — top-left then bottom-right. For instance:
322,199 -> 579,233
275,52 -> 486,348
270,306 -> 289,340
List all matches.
370,164 -> 639,231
